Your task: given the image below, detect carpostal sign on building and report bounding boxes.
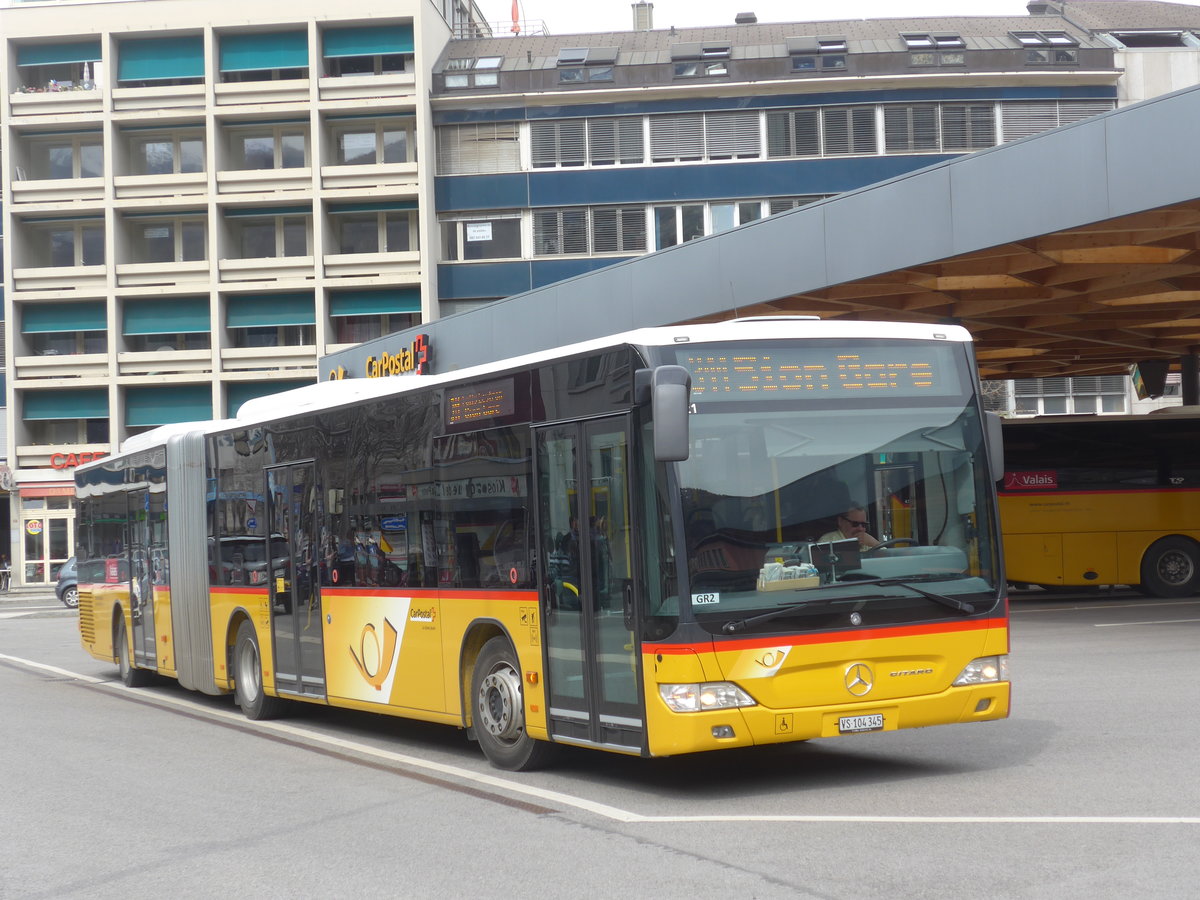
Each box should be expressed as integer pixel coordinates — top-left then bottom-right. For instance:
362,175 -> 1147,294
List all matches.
326,333 -> 431,381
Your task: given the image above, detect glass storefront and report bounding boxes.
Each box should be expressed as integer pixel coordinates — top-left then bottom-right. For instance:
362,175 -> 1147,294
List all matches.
16,491 -> 75,587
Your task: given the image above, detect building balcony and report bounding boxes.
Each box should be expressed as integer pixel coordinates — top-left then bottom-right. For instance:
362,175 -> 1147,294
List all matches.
114,172 -> 207,201
320,161 -> 418,194
10,176 -> 104,205
218,256 -> 315,284
8,89 -> 102,118
12,353 -> 109,381
117,349 -> 214,378
116,260 -> 211,289
323,250 -> 420,281
220,344 -> 318,373
111,83 -> 206,113
214,79 -> 311,107
10,265 -> 107,293
317,72 -> 416,104
217,168 -> 313,196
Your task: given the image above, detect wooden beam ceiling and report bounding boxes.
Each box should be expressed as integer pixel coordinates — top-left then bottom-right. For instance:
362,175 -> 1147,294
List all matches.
681,200 -> 1200,380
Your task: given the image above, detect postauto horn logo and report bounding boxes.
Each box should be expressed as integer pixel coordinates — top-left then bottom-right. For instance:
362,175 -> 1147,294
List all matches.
350,619 -> 398,691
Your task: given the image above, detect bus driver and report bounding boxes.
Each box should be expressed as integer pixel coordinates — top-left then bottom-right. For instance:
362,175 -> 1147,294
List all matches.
819,506 -> 881,550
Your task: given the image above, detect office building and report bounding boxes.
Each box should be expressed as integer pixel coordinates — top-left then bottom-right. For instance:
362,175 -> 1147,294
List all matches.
0,0 -> 488,585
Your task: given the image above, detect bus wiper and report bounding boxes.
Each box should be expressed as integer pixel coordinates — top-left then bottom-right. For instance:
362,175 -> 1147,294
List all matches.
860,576 -> 976,615
722,599 -> 821,634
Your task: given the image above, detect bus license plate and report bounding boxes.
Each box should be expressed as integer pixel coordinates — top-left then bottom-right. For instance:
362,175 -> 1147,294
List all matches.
838,714 -> 884,734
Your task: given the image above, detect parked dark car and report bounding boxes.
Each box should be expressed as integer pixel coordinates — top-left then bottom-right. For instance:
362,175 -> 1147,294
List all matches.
56,557 -> 79,609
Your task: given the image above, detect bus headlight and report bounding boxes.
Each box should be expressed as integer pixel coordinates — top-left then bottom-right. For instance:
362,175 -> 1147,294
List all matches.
952,655 -> 1010,686
659,682 -> 756,712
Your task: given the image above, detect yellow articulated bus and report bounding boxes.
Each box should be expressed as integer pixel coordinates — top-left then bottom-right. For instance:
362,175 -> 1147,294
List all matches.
75,319 -> 1010,770
1000,409 -> 1200,597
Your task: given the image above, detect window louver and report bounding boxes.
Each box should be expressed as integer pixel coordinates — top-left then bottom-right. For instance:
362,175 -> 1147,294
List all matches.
650,114 -> 706,162
704,111 -> 760,160
436,122 -> 520,174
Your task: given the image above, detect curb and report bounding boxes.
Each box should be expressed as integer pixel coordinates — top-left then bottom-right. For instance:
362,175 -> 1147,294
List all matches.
1,591 -> 60,604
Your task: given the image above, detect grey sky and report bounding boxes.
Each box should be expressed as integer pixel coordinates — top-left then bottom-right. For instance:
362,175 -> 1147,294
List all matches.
473,1 -> 1042,36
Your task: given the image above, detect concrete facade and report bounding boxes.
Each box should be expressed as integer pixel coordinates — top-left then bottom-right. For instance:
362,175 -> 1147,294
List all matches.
0,0 -> 486,585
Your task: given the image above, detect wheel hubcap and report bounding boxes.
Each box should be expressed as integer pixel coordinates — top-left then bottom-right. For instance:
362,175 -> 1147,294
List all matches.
1159,551 -> 1194,585
239,642 -> 261,701
478,665 -> 522,743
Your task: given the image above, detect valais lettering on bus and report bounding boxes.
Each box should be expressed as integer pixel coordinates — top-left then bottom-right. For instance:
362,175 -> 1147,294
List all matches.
1004,470 -> 1058,490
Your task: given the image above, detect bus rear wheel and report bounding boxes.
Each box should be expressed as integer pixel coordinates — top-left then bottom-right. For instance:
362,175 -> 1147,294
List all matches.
1139,536 -> 1200,598
234,620 -> 287,720
471,637 -> 555,771
115,617 -> 153,687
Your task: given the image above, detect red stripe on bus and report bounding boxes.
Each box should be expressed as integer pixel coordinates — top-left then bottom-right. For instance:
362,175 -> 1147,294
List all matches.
318,587 -> 538,601
211,586 -> 268,596
210,584 -> 539,602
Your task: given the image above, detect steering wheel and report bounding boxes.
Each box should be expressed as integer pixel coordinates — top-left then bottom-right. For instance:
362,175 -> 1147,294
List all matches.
865,537 -> 919,556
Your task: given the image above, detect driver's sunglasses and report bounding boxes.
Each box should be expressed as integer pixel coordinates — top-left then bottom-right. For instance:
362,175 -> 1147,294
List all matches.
840,515 -> 868,528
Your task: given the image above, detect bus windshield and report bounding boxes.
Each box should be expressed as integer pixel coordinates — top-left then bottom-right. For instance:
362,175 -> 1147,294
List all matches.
668,339 -> 1001,633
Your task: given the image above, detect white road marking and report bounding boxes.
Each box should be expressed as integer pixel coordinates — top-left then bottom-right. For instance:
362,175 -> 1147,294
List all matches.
1012,600 -> 1198,614
3,652 -> 1198,827
1094,618 -> 1200,627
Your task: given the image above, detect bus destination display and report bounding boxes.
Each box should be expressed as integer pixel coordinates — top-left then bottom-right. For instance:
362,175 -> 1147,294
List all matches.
680,344 -> 962,399
446,377 -> 516,426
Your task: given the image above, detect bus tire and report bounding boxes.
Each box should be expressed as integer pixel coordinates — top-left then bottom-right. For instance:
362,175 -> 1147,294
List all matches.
471,636 -> 555,771
1139,536 -> 1200,598
115,616 -> 153,688
234,620 -> 287,720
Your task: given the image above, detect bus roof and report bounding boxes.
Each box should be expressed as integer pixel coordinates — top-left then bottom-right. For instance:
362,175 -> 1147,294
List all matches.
237,318 -> 970,423
81,317 -> 971,474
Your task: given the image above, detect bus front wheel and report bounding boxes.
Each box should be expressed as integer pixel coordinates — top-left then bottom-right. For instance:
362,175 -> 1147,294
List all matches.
234,620 -> 287,720
471,636 -> 555,771
1139,536 -> 1200,598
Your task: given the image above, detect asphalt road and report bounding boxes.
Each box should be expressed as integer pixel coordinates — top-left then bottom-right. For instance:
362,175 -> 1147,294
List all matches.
1,589 -> 1196,899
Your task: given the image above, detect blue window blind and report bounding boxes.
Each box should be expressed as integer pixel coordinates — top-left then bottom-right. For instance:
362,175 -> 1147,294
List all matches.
17,41 -> 102,67
23,301 -> 106,334
24,388 -> 108,420
329,289 -> 420,317
224,205 -> 311,218
118,36 -> 205,82
226,293 -> 315,328
219,32 -> 308,73
322,25 -> 414,58
124,297 -> 210,335
228,379 -> 315,416
126,385 -> 212,427
327,200 -> 418,214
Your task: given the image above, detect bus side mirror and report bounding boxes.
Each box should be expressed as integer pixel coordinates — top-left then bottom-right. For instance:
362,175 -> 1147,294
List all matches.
652,365 -> 691,462
985,412 -> 1004,482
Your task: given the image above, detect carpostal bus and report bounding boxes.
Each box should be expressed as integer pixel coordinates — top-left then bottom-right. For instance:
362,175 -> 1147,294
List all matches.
1000,409 -> 1200,597
74,319 -> 1010,770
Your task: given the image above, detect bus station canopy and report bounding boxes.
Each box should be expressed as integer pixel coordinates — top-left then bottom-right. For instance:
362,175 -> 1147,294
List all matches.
326,82 -> 1200,382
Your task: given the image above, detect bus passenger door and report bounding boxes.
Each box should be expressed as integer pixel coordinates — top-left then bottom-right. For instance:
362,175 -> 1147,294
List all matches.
535,417 -> 644,754
266,462 -> 326,699
127,488 -> 156,668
